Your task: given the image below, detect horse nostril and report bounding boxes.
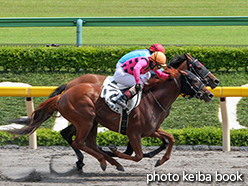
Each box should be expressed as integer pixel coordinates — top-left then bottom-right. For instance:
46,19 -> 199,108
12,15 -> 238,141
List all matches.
214,79 -> 220,85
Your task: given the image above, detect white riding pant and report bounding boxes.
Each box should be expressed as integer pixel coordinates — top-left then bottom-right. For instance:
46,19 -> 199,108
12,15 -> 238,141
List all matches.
114,67 -> 151,87
116,61 -> 122,69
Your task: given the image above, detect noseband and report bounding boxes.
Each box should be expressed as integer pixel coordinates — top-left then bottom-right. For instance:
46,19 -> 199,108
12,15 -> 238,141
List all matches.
187,57 -> 210,84
179,70 -> 205,99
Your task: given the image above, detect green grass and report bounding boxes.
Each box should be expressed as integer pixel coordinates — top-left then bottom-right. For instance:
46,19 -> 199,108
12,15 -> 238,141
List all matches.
1,26 -> 248,45
237,97 -> 248,127
0,0 -> 248,45
1,0 -> 247,17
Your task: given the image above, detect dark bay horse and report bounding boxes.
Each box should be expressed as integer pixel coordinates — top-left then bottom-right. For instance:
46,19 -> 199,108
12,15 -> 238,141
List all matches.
10,67 -> 213,171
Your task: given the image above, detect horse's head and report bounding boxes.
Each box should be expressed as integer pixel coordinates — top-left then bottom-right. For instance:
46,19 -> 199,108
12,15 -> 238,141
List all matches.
179,70 -> 213,102
168,53 -> 220,89
184,53 -> 219,89
145,67 -> 213,102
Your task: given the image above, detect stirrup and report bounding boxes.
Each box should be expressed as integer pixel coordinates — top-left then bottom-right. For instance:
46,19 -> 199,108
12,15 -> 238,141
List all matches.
116,99 -> 128,110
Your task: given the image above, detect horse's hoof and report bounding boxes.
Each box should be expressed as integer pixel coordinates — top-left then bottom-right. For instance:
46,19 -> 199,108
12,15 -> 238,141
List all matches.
155,159 -> 161,167
101,164 -> 107,171
108,145 -> 117,152
117,166 -> 125,172
76,161 -> 85,171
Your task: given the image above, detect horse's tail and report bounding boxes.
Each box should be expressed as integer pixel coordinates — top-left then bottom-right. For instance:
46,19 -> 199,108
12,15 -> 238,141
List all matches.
48,84 -> 67,98
9,95 -> 61,136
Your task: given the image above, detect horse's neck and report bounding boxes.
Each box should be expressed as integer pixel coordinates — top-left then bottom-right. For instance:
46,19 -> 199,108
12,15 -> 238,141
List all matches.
145,75 -> 181,114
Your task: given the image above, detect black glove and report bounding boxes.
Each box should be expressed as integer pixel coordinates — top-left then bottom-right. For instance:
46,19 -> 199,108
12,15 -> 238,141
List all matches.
135,84 -> 142,92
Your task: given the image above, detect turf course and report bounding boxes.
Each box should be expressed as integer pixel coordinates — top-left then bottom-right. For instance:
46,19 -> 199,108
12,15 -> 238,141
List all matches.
0,0 -> 248,45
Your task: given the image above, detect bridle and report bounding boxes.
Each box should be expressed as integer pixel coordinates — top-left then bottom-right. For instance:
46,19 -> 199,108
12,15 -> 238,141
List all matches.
149,70 -> 205,112
180,70 -> 205,99
186,56 -> 210,85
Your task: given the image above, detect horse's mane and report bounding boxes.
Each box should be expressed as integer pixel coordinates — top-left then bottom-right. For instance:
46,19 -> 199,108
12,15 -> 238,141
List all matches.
167,54 -> 187,69
143,67 -> 179,92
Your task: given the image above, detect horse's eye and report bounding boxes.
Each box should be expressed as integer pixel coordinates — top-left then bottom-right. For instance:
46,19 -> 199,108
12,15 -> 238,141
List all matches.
194,79 -> 198,83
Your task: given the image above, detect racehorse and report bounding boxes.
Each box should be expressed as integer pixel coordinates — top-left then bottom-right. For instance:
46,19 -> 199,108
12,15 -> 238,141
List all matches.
9,67 -> 213,171
52,53 -> 219,170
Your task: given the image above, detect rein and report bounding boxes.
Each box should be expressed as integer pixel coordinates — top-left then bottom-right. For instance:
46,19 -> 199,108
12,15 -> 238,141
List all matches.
148,90 -> 171,113
148,76 -> 181,113
173,77 -> 181,94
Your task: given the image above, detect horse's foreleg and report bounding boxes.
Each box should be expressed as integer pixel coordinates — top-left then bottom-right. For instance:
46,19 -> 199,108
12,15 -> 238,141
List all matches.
154,128 -> 175,167
143,129 -> 169,158
108,134 -> 143,162
60,124 -> 85,170
143,138 -> 168,158
115,129 -> 169,158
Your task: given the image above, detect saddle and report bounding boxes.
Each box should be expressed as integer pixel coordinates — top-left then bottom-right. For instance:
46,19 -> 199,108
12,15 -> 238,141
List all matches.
100,76 -> 142,115
100,76 -> 142,135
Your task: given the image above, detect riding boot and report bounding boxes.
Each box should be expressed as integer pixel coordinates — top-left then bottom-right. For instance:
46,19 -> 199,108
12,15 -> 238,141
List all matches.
116,84 -> 141,110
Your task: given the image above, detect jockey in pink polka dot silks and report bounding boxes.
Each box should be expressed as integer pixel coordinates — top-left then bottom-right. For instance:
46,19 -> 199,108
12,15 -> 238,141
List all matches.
114,51 -> 169,110
116,43 -> 165,69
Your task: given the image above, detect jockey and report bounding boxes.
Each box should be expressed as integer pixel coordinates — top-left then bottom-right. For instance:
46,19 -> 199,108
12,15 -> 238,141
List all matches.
116,43 -> 165,70
114,51 -> 169,110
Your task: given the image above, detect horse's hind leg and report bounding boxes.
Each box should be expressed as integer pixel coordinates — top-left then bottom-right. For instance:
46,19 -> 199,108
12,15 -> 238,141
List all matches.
64,109 -> 108,170
109,134 -> 143,162
86,120 -> 124,171
60,124 -> 85,170
72,125 -> 108,171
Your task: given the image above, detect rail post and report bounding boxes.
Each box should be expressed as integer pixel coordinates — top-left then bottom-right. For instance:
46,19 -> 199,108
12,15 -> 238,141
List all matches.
76,18 -> 83,47
220,97 -> 230,151
25,97 -> 37,149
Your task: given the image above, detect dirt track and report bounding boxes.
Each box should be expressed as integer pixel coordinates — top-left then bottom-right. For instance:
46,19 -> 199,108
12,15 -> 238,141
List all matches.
0,146 -> 247,186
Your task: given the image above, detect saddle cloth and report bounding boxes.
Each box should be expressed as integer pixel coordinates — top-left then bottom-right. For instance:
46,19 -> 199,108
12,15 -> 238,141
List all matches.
100,76 -> 142,115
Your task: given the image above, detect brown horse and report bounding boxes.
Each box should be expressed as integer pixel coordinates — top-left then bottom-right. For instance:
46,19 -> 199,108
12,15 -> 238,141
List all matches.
52,53 -> 219,169
10,67 -> 213,171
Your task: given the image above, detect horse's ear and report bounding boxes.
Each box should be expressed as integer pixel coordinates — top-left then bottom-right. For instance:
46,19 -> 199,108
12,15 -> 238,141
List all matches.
185,53 -> 193,62
179,70 -> 187,76
186,52 -> 192,57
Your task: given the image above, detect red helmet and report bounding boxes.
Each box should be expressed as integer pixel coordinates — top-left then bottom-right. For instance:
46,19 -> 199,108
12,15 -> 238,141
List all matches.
149,44 -> 165,54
